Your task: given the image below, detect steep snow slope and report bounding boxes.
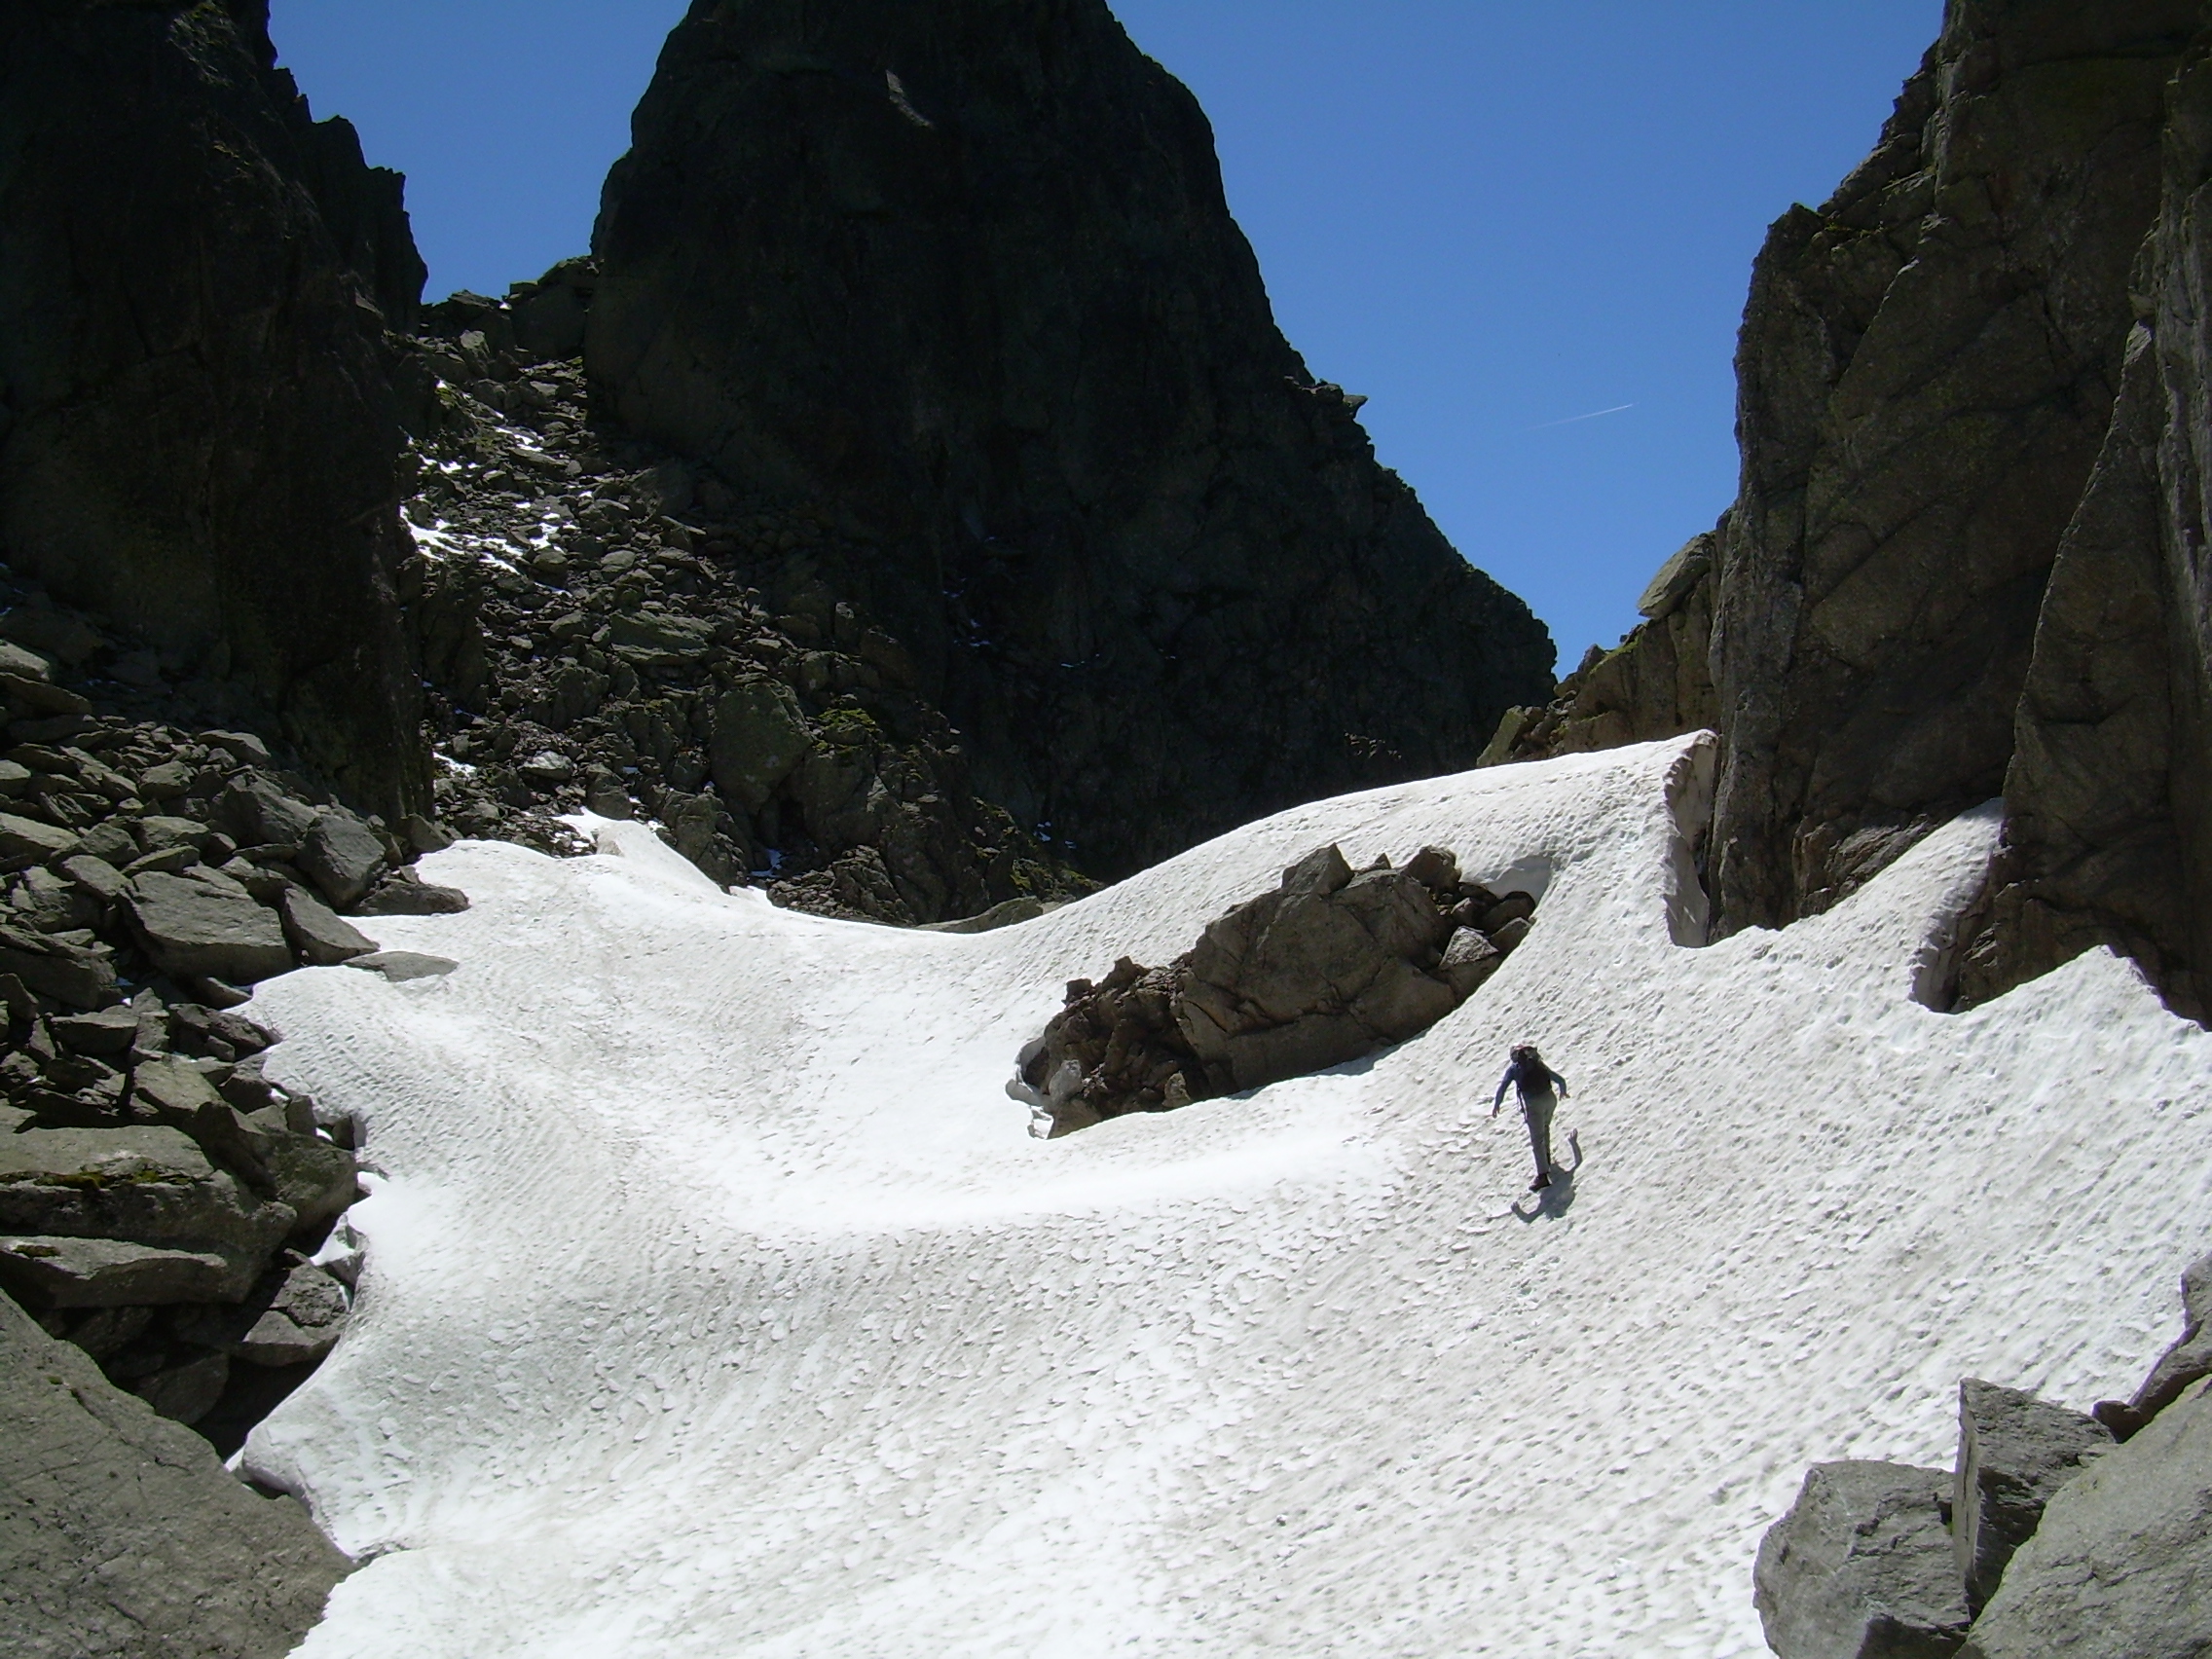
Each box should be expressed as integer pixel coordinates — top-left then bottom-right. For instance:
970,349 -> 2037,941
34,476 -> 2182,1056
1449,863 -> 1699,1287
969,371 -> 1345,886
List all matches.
244,737 -> 2212,1657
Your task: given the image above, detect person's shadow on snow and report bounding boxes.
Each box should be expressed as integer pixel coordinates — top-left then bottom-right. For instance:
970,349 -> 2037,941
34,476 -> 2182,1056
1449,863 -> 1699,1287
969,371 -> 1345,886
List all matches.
1513,1130 -> 1583,1224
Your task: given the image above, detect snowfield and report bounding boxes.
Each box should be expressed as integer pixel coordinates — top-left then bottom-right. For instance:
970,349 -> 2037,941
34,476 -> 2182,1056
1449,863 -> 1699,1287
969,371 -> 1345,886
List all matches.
241,736 -> 2212,1657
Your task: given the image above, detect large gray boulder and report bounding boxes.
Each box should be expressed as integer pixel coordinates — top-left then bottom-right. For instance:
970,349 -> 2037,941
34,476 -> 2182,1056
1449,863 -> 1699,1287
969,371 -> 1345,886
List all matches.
278,885 -> 379,967
0,1127 -> 292,1303
1176,849 -> 1457,1093
0,919 -> 117,1009
0,1235 -> 236,1309
0,1288 -> 350,1658
122,871 -> 292,984
1753,1460 -> 1971,1658
1961,1380 -> 2212,1659
297,808 -> 387,910
174,1259 -> 350,1370
1953,1379 -> 2112,1613
709,677 -> 814,812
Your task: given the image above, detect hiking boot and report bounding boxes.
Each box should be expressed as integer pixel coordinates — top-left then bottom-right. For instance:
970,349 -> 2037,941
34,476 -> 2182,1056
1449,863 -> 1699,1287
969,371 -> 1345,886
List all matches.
1529,1172 -> 1551,1191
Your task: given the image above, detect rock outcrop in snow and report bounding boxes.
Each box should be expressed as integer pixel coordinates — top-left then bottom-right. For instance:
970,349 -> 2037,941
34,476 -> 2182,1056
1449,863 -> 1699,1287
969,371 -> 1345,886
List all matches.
1011,842 -> 1535,1134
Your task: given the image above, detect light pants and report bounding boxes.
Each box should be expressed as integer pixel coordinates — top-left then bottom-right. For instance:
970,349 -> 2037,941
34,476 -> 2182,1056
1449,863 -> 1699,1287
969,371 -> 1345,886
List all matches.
1520,1088 -> 1556,1178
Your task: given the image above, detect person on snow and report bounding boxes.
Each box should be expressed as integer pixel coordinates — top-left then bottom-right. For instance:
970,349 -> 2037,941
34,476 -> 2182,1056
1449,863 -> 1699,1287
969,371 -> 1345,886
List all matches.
1493,1043 -> 1567,1191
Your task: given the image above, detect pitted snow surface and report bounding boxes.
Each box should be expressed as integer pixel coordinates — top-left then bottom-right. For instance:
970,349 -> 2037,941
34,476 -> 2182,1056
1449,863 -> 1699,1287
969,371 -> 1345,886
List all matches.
244,737 -> 2212,1657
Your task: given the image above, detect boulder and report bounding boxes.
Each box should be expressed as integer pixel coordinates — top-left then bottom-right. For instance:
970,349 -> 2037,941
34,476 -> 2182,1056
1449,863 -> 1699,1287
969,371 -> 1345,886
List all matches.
1439,927 -> 1505,997
131,1057 -> 273,1177
2095,1249 -> 2212,1438
1961,1381 -> 2212,1659
173,1259 -> 349,1369
261,1134 -> 358,1249
0,1288 -> 350,1652
122,870 -> 292,983
1753,1460 -> 1971,1659
297,807 -> 387,909
129,1348 -> 230,1427
1953,1379 -> 2112,1613
215,775 -> 319,849
278,886 -> 379,966
0,1235 -> 236,1309
0,921 -> 116,1009
48,1005 -> 135,1055
346,949 -> 458,982
0,1127 -> 293,1299
0,811 -> 76,867
352,866 -> 469,915
55,851 -> 125,904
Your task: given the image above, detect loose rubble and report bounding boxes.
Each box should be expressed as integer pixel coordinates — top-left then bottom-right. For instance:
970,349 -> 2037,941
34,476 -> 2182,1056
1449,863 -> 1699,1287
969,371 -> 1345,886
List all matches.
394,277 -> 1090,926
0,572 -> 465,1452
1010,843 -> 1536,1136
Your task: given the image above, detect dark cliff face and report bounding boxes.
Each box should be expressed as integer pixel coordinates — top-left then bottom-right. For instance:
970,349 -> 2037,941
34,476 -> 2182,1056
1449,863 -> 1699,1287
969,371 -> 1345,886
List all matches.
586,0 -> 1555,876
1482,0 -> 2212,1018
0,0 -> 429,818
1957,25 -> 2212,1019
1711,0 -> 2196,934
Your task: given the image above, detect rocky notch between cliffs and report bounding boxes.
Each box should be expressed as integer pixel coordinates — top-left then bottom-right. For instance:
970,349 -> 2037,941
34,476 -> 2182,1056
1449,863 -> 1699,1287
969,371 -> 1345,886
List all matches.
388,282 -> 1092,925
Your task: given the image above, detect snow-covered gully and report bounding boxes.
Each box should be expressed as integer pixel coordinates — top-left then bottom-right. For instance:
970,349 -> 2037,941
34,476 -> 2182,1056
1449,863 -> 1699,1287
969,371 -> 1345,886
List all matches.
242,736 -> 2212,1657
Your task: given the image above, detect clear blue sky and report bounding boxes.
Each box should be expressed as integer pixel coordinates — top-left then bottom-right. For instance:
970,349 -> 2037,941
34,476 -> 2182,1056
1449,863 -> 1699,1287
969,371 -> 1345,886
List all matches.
270,1 -> 1941,670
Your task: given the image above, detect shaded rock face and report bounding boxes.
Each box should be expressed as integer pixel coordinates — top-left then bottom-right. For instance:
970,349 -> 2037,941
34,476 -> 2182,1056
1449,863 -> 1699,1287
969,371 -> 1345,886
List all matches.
1752,1460 -> 1972,1659
1011,844 -> 1535,1135
0,1287 -> 350,1659
1712,0 -> 2196,939
1487,0 -> 2212,1021
0,0 -> 429,820
1961,1379 -> 2212,1659
1955,34 -> 2212,1020
587,0 -> 1555,878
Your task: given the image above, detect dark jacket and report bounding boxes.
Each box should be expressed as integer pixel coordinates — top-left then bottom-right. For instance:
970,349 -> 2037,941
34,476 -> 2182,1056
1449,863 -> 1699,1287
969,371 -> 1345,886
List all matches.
1493,1056 -> 1567,1110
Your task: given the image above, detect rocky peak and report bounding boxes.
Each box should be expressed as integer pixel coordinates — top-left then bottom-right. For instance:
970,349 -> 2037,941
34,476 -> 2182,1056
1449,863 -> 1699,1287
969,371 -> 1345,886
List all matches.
584,0 -> 1556,878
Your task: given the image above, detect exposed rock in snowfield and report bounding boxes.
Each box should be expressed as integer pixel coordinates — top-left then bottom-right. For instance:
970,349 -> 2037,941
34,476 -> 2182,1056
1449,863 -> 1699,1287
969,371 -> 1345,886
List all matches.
1960,1381 -> 2212,1659
1951,1380 -> 2111,1615
1012,842 -> 1536,1134
1753,1460 -> 1970,1659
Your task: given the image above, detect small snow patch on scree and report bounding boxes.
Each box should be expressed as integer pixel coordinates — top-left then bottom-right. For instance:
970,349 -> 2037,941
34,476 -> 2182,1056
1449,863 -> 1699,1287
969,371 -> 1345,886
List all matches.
240,737 -> 2212,1658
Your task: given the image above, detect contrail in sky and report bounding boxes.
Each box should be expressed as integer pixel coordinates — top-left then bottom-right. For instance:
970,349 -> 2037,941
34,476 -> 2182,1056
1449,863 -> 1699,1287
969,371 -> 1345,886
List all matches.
1529,402 -> 1635,430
